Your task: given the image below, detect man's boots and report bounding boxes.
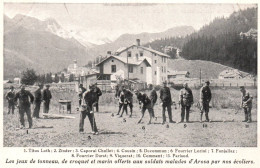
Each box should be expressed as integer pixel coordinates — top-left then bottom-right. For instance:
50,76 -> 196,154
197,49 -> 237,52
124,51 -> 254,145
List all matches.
186,111 -> 190,123
205,113 -> 210,122
243,114 -> 248,122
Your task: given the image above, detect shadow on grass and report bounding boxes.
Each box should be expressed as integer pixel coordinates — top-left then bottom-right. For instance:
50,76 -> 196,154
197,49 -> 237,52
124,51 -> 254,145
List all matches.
96,111 -> 112,114
33,126 -> 54,129
42,117 -> 65,119
99,131 -> 127,135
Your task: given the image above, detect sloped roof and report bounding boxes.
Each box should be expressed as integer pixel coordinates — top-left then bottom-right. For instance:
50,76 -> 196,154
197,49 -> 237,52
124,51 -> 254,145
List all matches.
219,69 -> 243,77
168,70 -> 189,76
116,45 -> 170,57
116,47 -> 127,53
247,28 -> 257,34
96,55 -> 151,67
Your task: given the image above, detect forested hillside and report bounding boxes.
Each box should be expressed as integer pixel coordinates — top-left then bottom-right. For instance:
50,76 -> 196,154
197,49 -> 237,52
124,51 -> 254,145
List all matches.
145,7 -> 257,74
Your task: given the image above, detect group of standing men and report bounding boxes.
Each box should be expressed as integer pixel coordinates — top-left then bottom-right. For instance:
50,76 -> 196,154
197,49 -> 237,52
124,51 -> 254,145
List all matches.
112,81 -> 212,125
5,80 -> 253,131
113,80 -> 253,125
5,84 -> 52,128
179,81 -> 211,123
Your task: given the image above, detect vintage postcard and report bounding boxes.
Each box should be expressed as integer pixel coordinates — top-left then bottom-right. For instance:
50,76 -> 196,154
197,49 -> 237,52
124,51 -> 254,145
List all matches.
1,1 -> 259,167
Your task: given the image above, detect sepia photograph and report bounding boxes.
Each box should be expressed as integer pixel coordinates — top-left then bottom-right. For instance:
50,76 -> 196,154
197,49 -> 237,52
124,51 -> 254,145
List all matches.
2,3 -> 257,148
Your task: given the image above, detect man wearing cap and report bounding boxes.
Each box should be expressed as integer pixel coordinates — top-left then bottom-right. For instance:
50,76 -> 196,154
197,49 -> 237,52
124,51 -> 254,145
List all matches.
135,91 -> 154,124
160,81 -> 175,124
239,86 -> 253,123
32,84 -> 43,118
117,88 -> 128,117
14,85 -> 34,129
179,83 -> 194,123
78,84 -> 86,106
123,86 -> 134,117
93,83 -> 102,112
200,81 -> 212,122
115,85 -> 120,98
79,84 -> 99,134
5,86 -> 16,114
149,85 -> 157,118
42,85 -> 52,114
115,85 -> 123,115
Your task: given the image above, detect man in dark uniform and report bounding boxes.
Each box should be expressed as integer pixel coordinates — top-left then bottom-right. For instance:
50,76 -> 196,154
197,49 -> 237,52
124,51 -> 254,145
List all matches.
115,84 -> 122,114
93,83 -> 102,112
200,81 -> 212,122
79,84 -> 99,134
135,90 -> 154,124
160,81 -> 175,124
149,86 -> 157,118
42,85 -> 52,114
32,84 -> 43,118
115,85 -> 120,98
123,86 -> 134,117
78,84 -> 86,106
117,89 -> 128,117
239,86 -> 253,123
14,85 -> 34,129
5,86 -> 15,114
179,83 -> 194,123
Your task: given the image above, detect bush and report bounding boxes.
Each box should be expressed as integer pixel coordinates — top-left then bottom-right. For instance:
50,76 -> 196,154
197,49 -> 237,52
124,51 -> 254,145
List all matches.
21,68 -> 38,85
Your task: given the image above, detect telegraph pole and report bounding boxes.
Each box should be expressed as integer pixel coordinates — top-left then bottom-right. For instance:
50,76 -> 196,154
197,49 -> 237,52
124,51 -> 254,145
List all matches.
127,53 -> 129,88
199,68 -> 201,86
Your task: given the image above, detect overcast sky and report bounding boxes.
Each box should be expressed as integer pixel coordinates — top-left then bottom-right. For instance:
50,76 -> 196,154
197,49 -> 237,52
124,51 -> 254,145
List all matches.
4,3 -> 257,43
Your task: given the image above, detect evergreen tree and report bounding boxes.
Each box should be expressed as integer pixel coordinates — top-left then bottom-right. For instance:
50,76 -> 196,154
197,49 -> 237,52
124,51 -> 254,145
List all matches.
69,74 -> 74,82
60,73 -> 65,82
54,73 -> 59,83
21,68 -> 38,85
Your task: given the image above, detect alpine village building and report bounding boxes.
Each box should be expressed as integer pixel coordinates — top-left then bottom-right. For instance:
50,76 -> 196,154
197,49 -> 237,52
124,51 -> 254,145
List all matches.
96,39 -> 170,86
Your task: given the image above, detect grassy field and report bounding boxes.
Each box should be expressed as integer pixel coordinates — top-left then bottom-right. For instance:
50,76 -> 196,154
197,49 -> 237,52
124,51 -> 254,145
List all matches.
3,87 -> 257,147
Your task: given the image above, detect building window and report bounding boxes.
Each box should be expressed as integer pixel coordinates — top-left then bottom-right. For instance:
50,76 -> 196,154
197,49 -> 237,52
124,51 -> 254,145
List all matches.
161,66 -> 163,73
127,51 -> 131,57
140,67 -> 143,74
154,71 -> 157,75
140,51 -> 143,57
111,59 -> 114,62
154,60 -> 157,64
128,65 -> 133,73
111,65 -> 116,73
